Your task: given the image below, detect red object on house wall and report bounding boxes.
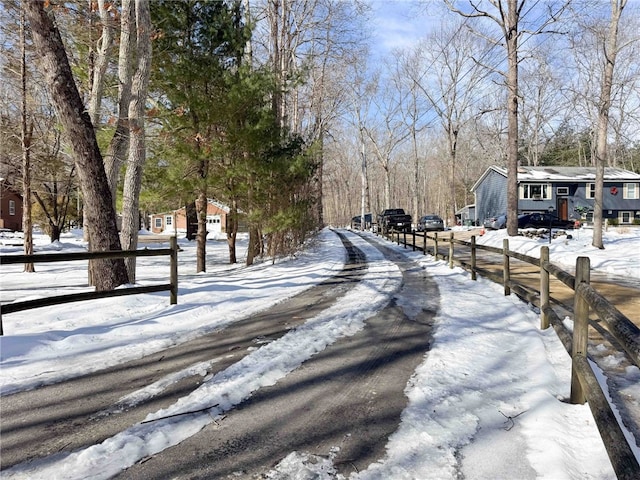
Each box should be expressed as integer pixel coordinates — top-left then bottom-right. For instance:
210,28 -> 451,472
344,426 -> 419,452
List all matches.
610,186 -> 618,195
0,184 -> 23,231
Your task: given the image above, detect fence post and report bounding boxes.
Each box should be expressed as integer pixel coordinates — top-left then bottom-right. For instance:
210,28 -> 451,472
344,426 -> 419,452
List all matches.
540,246 -> 550,329
423,231 -> 426,255
449,232 -> 454,269
411,230 -> 415,251
503,238 -> 511,296
434,232 -> 439,259
470,235 -> 477,281
170,236 -> 178,305
570,256 -> 590,405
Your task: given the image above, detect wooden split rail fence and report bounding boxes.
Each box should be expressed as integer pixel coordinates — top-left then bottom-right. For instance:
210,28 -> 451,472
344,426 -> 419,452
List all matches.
0,237 -> 179,335
380,228 -> 640,479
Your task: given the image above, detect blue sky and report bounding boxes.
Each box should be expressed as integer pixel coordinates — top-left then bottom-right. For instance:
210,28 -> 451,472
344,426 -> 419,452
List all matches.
369,0 -> 431,55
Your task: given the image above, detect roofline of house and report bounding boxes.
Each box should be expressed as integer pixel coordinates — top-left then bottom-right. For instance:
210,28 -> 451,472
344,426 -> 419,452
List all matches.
470,165 -> 640,192
149,198 -> 233,217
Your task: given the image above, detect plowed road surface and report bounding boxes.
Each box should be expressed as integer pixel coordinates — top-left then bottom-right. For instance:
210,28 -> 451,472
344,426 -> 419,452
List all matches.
1,232 -> 439,478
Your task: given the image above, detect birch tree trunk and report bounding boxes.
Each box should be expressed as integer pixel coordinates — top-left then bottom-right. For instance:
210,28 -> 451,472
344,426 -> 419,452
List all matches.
24,0 -> 129,290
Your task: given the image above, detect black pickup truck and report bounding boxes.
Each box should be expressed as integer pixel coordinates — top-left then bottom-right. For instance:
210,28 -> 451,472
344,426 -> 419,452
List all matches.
378,208 -> 412,233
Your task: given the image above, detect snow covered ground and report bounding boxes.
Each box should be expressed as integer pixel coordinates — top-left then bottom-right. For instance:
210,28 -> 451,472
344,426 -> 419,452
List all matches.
1,225 -> 639,479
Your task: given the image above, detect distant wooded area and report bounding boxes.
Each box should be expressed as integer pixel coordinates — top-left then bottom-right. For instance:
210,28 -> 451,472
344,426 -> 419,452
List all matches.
1,1 -> 638,286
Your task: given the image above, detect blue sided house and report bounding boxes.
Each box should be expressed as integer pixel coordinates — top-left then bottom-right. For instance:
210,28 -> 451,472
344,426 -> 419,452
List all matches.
471,165 -> 640,226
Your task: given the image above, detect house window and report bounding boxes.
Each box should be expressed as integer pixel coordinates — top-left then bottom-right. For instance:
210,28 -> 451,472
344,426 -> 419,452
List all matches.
624,183 -> 639,199
520,184 -> 551,200
154,217 -> 162,229
165,215 -> 173,227
620,212 -> 632,224
586,183 -> 595,199
556,186 -> 569,196
9,200 -> 15,215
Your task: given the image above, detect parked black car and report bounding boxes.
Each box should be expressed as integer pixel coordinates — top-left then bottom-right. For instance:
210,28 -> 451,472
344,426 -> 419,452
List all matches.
517,213 -> 575,230
417,214 -> 445,232
378,208 -> 412,233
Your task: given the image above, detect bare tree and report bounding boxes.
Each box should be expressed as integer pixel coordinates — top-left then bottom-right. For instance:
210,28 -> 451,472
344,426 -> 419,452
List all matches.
322,127 -> 363,225
405,19 -> 488,225
255,0 -> 368,229
24,0 -> 128,290
390,47 -> 432,222
445,0 -> 571,235
360,72 -> 412,210
87,0 -> 115,127
444,0 -> 522,235
519,44 -> 568,167
120,0 -> 152,282
104,0 -> 134,199
20,4 -> 34,272
342,58 -> 376,227
592,0 -> 629,249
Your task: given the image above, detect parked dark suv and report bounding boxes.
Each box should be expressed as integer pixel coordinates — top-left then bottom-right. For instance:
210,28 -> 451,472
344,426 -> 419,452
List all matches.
517,213 -> 575,230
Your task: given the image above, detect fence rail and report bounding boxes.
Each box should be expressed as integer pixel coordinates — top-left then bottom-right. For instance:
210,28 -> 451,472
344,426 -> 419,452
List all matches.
0,237 -> 179,334
380,228 -> 640,479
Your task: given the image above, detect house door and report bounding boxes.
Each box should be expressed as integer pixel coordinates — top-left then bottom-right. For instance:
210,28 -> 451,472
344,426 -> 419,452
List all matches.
558,198 -> 568,220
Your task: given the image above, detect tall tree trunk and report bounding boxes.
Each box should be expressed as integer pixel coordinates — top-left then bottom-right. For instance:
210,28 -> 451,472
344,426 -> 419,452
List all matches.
83,0 -> 115,243
505,0 -> 520,237
448,126 -> 459,227
105,0 -> 134,202
360,128 -> 368,231
268,0 -> 283,128
20,5 -> 34,272
195,191 -> 208,273
411,123 -> 420,220
246,227 -> 261,266
24,0 -> 128,290
245,171 -> 259,266
592,0 -> 626,249
87,0 -> 114,126
227,200 -> 238,264
314,133 -> 324,229
383,163 -> 391,209
121,0 -> 152,283
49,223 -> 62,243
